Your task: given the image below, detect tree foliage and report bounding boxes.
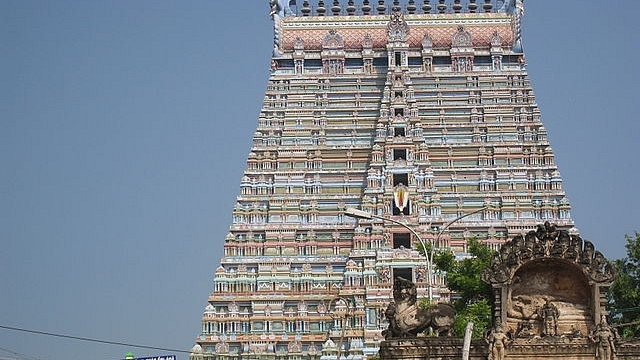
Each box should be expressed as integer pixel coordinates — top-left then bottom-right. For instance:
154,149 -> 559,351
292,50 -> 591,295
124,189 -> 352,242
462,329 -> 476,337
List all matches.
434,237 -> 494,311
607,232 -> 640,338
432,238 -> 496,337
452,299 -> 492,338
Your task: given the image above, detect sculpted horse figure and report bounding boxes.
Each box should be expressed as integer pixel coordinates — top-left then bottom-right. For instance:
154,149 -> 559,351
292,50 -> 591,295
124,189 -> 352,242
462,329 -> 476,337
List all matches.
383,276 -> 456,339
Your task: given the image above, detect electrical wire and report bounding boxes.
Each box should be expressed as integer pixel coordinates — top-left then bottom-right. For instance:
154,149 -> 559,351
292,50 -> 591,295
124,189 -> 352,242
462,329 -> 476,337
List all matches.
0,324 -> 190,354
610,306 -> 640,313
0,345 -> 42,360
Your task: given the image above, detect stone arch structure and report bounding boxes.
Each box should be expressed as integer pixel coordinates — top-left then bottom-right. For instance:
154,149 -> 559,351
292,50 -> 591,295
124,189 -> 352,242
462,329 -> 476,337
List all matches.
482,221 -> 614,338
508,258 -> 592,336
379,222 -> 640,360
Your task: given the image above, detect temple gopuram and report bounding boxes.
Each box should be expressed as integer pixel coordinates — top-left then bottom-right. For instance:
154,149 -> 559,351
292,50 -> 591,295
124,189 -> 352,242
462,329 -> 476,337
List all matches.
190,1 -> 576,359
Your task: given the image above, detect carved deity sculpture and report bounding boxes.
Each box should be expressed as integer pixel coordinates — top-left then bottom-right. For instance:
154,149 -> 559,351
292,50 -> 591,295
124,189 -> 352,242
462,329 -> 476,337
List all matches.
487,325 -> 509,360
538,300 -> 559,337
591,316 -> 617,360
515,319 -> 535,339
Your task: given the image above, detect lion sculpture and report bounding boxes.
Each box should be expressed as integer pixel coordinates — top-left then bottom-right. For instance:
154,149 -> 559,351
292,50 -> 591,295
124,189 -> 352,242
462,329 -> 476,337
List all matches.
383,276 -> 456,339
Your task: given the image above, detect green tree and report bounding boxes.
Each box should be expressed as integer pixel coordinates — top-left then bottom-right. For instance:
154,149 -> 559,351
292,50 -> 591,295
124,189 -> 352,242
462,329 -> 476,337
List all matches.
432,237 -> 496,337
452,299 -> 492,338
607,232 -> 640,338
434,237 -> 494,310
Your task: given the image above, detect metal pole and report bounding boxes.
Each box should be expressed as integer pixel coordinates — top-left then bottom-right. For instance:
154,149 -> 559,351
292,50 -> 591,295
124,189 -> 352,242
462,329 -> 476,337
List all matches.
345,207 -> 489,302
370,214 -> 434,301
433,206 -> 488,268
329,296 -> 352,360
344,208 -> 434,301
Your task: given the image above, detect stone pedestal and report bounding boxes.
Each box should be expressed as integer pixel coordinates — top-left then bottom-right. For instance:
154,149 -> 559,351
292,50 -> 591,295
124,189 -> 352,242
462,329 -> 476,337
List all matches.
379,337 -> 488,360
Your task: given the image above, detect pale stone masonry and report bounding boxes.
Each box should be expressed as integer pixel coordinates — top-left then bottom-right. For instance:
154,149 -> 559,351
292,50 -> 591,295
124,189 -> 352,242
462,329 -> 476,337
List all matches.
190,1 -> 574,359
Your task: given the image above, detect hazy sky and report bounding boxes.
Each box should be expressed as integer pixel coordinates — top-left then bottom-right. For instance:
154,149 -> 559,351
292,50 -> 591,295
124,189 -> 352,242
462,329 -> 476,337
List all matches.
1,1 -> 638,359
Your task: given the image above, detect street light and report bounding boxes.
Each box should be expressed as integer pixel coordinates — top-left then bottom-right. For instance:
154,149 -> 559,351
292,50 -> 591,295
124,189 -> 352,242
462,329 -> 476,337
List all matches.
344,206 -> 489,302
327,296 -> 355,360
344,207 -> 435,301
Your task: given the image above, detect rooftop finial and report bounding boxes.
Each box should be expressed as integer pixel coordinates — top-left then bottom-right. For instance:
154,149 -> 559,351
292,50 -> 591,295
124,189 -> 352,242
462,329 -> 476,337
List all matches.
332,0 -> 342,15
407,0 -> 417,14
317,0 -> 327,15
270,1 -> 522,18
392,0 -> 401,12
422,0 -> 432,13
301,0 -> 311,15
469,0 -> 477,13
347,0 -> 356,15
363,0 -> 372,14
453,0 -> 462,13
483,0 -> 493,12
377,0 -> 387,15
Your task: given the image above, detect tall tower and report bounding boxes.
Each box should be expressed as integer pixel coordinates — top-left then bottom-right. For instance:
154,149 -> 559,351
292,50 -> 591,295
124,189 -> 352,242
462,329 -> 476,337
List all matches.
190,1 -> 573,359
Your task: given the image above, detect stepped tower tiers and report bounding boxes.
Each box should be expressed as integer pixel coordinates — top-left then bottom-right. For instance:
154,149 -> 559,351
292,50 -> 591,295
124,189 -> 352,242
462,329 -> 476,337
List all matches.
191,1 -> 574,359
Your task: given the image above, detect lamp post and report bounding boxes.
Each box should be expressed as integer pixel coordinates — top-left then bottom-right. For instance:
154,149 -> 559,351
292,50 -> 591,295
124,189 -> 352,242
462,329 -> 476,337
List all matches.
344,206 -> 489,302
344,207 -> 435,301
327,296 -> 355,360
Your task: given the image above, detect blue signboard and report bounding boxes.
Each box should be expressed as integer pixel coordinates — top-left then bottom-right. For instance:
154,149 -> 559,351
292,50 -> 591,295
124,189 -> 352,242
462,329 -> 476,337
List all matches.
129,356 -> 176,360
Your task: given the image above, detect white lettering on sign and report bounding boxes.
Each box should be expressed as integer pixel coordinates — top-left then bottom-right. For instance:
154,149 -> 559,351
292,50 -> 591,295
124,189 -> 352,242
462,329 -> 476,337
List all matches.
130,356 -> 177,360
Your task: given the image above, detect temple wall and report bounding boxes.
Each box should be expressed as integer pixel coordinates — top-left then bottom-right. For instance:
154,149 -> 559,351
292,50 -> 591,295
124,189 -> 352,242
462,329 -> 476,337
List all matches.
380,337 -> 640,359
379,338 -> 488,360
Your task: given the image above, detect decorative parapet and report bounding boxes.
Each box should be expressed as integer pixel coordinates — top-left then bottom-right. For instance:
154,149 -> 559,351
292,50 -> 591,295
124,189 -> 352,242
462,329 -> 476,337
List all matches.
271,1 -> 521,17
269,1 -> 524,56
482,221 -> 615,287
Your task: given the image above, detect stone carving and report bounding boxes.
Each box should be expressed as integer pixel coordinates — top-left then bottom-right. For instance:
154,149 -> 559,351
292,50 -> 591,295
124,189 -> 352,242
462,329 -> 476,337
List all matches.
538,300 -> 559,337
382,277 -> 455,339
591,316 -> 618,360
269,0 -> 294,57
378,266 -> 391,282
269,0 -> 293,18
487,325 -> 509,360
382,223 -> 640,359
387,12 -> 409,43
514,319 -> 535,339
483,221 -> 616,338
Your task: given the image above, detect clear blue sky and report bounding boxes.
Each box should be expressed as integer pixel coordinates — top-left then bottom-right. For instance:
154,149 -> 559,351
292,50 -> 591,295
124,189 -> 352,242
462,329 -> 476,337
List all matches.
1,1 -> 638,359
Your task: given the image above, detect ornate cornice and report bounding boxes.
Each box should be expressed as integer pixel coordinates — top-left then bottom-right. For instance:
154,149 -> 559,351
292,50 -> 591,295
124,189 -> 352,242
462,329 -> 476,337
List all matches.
482,222 -> 615,286
280,13 -> 514,52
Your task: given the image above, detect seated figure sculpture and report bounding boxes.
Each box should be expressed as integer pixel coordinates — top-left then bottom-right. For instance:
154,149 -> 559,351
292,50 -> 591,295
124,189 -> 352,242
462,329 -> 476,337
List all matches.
382,276 -> 455,339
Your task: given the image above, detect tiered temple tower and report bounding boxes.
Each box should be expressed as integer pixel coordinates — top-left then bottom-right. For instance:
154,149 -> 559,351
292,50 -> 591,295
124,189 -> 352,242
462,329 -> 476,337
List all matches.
190,1 -> 574,359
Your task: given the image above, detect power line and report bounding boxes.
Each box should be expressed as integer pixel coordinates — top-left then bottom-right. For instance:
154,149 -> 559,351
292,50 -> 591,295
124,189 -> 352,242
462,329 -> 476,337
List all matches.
610,306 -> 640,313
0,324 -> 190,354
0,345 -> 42,360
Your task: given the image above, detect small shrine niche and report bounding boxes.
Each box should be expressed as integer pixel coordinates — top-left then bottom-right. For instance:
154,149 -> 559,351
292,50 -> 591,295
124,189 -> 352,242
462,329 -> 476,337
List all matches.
482,221 -> 615,339
509,259 -> 592,336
